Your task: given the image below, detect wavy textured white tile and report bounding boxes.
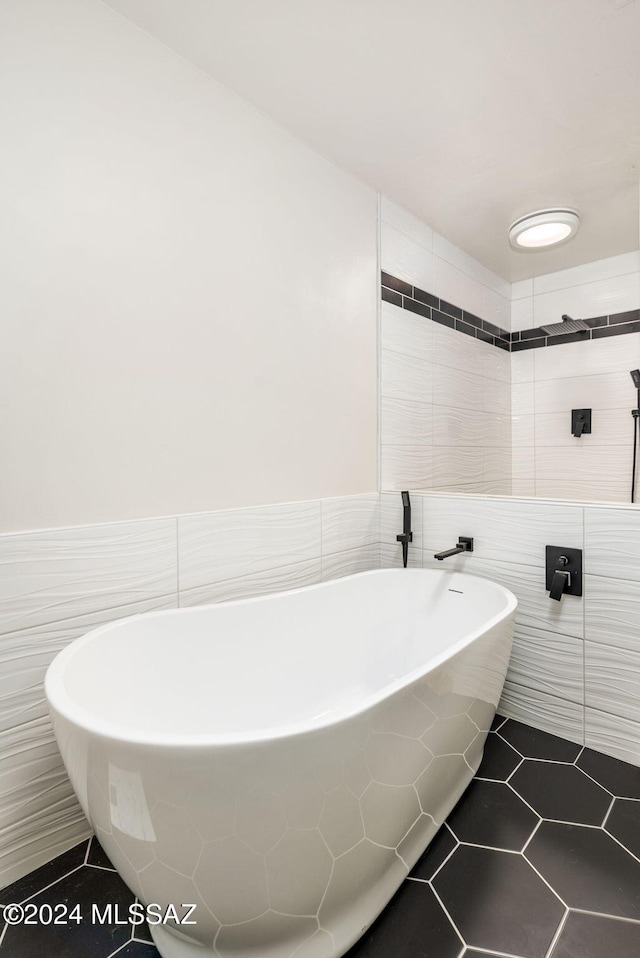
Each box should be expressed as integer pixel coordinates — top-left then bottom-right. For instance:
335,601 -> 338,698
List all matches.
380,301 -> 432,361
379,544 -> 423,570
381,397 -> 432,446
533,252 -> 640,295
380,349 -> 432,405
511,297 -> 535,333
321,545 -> 380,582
433,232 -> 509,298
585,506 -> 640,579
380,445 -> 433,490
381,222 -> 433,291
534,333 -> 640,382
178,502 -> 321,593
585,641 -> 640,722
499,681 -> 584,747
512,479 -> 536,497
432,446 -> 483,489
585,706 -> 640,768
481,340 -> 511,384
380,196 -> 433,251
432,364 -> 485,412
483,378 -> 510,416
483,479 -> 513,496
535,445 -> 630,489
433,256 -> 484,317
483,450 -> 512,492
535,409 -> 633,447
512,446 -> 535,480
432,407 -> 485,447
511,350 -> 535,385
585,573 -> 640,650
432,323 -> 482,376
507,624 -> 583,705
483,287 -> 510,334
460,557 -> 583,638
533,274 -> 640,330
179,557 -> 322,608
512,279 -> 534,300
421,495 -> 583,568
0,519 -> 177,635
512,382 -> 535,418
534,479 -> 630,504
512,414 -> 534,448
534,371 -> 633,415
321,495 -> 379,556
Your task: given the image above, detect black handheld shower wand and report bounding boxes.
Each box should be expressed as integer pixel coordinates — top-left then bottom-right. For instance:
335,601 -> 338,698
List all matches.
396,491 -> 413,568
631,371 -> 640,503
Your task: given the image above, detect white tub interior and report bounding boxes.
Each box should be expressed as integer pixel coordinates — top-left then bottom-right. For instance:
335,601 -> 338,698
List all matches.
47,569 -> 515,742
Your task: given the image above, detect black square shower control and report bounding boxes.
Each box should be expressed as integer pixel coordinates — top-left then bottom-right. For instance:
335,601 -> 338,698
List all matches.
545,546 -> 583,597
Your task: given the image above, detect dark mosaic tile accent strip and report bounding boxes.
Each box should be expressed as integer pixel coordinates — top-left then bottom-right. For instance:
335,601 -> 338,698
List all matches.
5,719 -> 640,958
381,271 -> 640,352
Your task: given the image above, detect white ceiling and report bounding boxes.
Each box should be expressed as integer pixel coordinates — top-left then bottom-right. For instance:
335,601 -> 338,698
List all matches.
104,0 -> 640,282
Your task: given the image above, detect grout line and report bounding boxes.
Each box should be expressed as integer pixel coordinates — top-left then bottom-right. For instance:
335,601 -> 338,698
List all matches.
602,794 -> 617,827
542,907 -> 569,958
567,907 -> 640,925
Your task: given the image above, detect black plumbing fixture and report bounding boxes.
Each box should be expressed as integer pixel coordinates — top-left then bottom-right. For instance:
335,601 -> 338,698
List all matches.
540,314 -> 590,335
631,371 -> 640,503
396,491 -> 413,568
571,408 -> 591,438
545,546 -> 583,601
434,537 -> 474,561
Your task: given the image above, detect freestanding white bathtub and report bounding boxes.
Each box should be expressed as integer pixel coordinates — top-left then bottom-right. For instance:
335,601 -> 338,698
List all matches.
45,568 -> 516,958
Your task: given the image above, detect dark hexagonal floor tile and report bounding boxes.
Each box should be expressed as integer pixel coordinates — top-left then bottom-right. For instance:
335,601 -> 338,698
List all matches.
0,840 -> 89,907
86,837 -> 115,870
476,731 -> 522,781
510,761 -> 612,825
344,879 -> 462,958
550,911 -> 640,958
491,714 -> 507,731
409,825 -> 457,881
433,845 -> 564,958
446,780 -> 539,851
577,748 -> 640,798
109,944 -> 160,958
605,798 -> 640,859
1,864 -> 136,957
498,720 -> 581,762
525,821 -> 640,918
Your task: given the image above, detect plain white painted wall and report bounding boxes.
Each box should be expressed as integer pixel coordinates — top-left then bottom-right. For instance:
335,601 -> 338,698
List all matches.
0,0 -> 377,533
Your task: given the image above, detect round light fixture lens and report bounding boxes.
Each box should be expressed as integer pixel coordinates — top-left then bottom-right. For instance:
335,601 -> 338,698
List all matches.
508,208 -> 580,251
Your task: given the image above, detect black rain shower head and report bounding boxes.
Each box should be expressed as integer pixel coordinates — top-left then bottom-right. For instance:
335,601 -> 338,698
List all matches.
540,314 -> 590,335
631,370 -> 640,389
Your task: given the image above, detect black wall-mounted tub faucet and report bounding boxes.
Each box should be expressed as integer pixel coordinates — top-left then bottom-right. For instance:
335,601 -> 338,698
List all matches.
396,491 -> 413,568
434,537 -> 474,560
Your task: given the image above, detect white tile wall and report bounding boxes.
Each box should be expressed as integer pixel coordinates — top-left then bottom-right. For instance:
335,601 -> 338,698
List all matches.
0,494 -> 380,890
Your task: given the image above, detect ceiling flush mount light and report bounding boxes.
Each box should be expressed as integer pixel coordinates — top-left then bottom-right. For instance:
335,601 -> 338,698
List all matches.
508,208 -> 580,251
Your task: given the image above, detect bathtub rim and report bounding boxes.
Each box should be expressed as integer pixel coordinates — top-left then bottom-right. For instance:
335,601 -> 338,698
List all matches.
45,568 -> 516,749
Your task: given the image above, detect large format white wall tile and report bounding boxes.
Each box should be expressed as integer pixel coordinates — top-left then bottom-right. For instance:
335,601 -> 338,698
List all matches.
321,495 -> 378,557
534,479 -> 630,504
533,273 -> 640,329
178,557 -> 322,607
535,445 -> 631,489
534,372 -> 633,414
381,301 -> 432,360
482,342 -> 511,385
511,298 -> 534,333
433,233 -> 509,299
483,379 -> 510,416
0,517 -> 178,888
421,495 -> 583,568
381,222 -> 433,291
431,408 -> 485,448
585,641 -> 640,723
534,334 -> 640,381
511,351 -> 535,385
380,446 -> 433,490
432,447 -> 484,490
381,398 -> 433,446
381,350 -> 432,405
432,365 -> 485,412
483,287 -> 511,333
585,707 -> 640,767
433,256 -> 484,317
584,506 -> 640,579
533,252 -> 640,295
178,502 -> 321,597
534,409 -> 632,446
507,624 -> 583,705
499,682 -> 584,746
321,545 -> 379,582
380,196 -> 433,251
0,519 -> 178,635
585,574 -> 640,651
